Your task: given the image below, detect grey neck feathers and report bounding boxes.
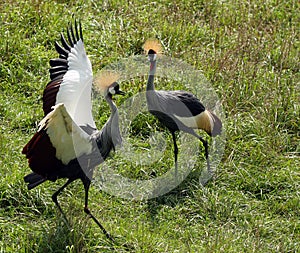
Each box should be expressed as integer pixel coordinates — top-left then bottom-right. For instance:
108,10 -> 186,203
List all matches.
103,94 -> 121,148
147,60 -> 157,91
105,94 -> 117,115
94,95 -> 121,160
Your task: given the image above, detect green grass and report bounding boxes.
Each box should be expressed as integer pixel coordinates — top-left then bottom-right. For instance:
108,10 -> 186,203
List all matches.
1,0 -> 299,252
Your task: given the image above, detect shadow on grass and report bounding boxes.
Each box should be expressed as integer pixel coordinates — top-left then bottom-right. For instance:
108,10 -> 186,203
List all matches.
35,215 -> 87,253
35,212 -> 134,253
146,169 -> 207,221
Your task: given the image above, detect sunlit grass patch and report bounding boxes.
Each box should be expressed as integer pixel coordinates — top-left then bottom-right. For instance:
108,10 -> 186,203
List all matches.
1,0 -> 299,252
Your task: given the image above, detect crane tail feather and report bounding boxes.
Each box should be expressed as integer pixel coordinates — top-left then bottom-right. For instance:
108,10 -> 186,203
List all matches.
195,110 -> 222,136
24,172 -> 46,190
208,111 -> 222,137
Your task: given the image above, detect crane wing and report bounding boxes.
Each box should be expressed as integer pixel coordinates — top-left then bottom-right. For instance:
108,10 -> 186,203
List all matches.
43,21 -> 96,129
38,103 -> 93,165
151,90 -> 206,117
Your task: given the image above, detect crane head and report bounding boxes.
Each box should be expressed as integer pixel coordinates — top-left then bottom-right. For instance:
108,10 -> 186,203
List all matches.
147,49 -> 157,62
94,71 -> 124,97
143,39 -> 163,62
108,82 -> 125,96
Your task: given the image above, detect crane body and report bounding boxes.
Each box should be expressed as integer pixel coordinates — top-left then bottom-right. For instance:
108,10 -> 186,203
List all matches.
144,43 -> 222,179
22,20 -> 124,240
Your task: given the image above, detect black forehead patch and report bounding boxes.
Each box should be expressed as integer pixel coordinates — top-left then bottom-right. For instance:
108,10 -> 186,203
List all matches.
148,49 -> 156,54
114,83 -> 120,90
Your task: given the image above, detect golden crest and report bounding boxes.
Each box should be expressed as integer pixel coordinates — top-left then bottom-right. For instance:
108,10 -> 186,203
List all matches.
94,70 -> 120,94
143,39 -> 163,55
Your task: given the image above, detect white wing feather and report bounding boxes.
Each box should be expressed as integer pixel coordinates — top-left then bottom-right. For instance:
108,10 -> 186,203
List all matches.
56,40 -> 96,128
38,103 -> 93,165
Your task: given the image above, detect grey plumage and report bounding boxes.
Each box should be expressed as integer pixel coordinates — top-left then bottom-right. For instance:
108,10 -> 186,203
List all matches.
145,47 -> 222,179
92,91 -> 122,162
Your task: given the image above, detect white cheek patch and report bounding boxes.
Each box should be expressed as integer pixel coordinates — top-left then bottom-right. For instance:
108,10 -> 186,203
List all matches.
148,54 -> 157,61
109,87 -> 116,94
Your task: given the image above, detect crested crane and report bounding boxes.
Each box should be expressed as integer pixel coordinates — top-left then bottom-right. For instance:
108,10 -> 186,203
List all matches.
22,20 -> 124,240
143,39 -> 222,180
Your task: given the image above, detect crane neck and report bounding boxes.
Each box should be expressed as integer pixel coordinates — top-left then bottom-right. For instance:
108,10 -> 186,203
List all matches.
105,94 -> 117,115
95,94 -> 121,158
104,94 -> 120,142
147,60 -> 157,91
89,94 -> 121,167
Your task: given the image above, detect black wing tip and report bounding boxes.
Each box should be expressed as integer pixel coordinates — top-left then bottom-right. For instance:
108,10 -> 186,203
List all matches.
49,18 -> 83,79
74,18 -> 83,42
67,18 -> 83,44
72,18 -> 83,42
24,173 -> 46,190
53,17 -> 83,53
49,69 -> 68,80
69,22 -> 76,45
49,58 -> 68,67
60,33 -> 71,51
54,41 -> 69,58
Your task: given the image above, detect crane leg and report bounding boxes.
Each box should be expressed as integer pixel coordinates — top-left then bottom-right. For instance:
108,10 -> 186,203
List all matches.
171,131 -> 179,182
52,178 -> 75,225
183,128 -> 211,174
82,177 -> 113,241
197,136 -> 211,174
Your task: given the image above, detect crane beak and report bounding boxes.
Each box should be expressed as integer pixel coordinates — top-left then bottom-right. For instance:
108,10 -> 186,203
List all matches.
115,90 -> 125,95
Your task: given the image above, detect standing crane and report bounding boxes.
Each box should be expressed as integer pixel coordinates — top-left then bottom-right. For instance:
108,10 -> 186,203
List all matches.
22,20 -> 124,240
143,39 -> 222,179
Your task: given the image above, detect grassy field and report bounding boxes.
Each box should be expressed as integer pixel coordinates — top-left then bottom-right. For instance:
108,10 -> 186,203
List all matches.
1,0 -> 299,252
